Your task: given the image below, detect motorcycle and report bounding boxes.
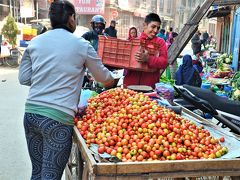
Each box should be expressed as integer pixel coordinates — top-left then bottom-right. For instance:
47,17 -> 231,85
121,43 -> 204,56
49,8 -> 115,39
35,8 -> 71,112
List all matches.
173,84 -> 240,135
82,69 -> 123,93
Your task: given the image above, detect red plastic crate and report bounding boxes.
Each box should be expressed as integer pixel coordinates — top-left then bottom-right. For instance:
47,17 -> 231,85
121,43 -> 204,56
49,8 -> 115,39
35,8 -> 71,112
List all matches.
98,36 -> 159,72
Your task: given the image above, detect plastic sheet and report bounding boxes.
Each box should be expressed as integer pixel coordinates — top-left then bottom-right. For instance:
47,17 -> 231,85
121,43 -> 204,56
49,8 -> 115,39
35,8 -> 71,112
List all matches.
183,113 -> 240,159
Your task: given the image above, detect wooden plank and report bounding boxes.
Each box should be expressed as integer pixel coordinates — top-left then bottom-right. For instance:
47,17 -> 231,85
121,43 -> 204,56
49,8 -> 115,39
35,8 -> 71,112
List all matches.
93,159 -> 240,176
73,123 -> 240,178
74,126 -> 96,165
73,127 -> 119,177
168,0 -> 215,65
64,164 -> 73,180
85,155 -> 240,177
73,126 -> 97,177
213,0 -> 240,6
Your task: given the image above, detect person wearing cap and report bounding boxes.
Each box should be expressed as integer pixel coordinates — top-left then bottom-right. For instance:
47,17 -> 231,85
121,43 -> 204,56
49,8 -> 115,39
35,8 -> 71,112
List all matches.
104,20 -> 117,38
82,14 -> 107,52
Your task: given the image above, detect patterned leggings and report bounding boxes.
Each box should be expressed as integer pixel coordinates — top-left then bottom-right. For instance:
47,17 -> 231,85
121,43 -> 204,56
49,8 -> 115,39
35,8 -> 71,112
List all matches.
24,113 -> 73,180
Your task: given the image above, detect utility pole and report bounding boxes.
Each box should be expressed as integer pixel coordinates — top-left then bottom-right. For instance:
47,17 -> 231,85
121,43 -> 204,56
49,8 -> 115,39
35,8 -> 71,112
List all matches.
13,0 -> 16,20
16,0 -> 19,22
36,0 -> 39,20
9,0 -> 13,16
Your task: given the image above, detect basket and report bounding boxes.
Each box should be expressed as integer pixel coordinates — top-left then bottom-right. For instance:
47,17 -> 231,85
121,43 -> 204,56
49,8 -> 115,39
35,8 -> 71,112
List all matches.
98,36 -> 159,72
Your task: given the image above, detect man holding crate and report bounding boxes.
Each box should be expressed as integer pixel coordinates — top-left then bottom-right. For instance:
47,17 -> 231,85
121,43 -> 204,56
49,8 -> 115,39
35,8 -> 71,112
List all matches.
123,13 -> 168,89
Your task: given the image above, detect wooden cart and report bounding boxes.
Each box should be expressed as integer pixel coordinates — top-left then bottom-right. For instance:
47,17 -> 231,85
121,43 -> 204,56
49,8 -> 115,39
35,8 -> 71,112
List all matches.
65,108 -> 240,180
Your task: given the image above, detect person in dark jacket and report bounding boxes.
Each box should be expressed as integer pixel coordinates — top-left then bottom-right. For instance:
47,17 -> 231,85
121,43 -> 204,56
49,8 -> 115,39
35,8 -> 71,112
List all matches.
175,54 -> 202,87
191,31 -> 203,55
104,20 -> 117,38
82,15 -> 107,51
202,30 -> 209,48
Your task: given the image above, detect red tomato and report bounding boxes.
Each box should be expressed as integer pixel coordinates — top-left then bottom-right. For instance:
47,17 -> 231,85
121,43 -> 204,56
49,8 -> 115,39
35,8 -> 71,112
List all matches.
219,137 -> 225,143
98,146 -> 105,154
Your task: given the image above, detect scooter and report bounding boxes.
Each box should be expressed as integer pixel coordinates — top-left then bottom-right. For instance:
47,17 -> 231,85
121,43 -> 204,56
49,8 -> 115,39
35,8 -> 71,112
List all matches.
173,85 -> 240,134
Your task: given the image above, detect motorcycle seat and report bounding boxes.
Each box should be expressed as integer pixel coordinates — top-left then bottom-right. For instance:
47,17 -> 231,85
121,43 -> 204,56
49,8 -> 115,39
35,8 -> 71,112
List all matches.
183,85 -> 240,117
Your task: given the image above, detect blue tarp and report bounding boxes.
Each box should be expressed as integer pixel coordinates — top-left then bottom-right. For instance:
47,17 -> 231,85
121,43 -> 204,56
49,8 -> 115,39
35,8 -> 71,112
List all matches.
231,7 -> 240,71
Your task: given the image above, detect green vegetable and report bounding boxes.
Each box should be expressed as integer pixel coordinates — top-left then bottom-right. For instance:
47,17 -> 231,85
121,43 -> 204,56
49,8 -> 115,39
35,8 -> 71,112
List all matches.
225,58 -> 231,64
160,76 -> 175,85
232,89 -> 240,101
230,72 -> 240,101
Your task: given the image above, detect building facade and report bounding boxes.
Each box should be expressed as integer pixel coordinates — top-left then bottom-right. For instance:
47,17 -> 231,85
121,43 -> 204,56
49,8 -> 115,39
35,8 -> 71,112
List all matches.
1,0 -> 216,39
0,0 -> 21,21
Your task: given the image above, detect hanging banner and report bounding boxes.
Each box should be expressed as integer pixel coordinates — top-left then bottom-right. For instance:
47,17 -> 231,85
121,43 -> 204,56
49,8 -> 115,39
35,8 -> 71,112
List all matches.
20,0 -> 34,18
74,0 -> 105,14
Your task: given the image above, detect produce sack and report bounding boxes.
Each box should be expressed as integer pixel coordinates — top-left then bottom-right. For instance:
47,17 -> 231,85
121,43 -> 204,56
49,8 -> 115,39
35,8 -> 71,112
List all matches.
155,82 -> 175,103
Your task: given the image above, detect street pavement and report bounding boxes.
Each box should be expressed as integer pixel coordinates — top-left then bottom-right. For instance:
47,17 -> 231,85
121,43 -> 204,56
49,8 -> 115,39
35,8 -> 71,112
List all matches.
0,67 -> 66,180
0,67 -> 31,179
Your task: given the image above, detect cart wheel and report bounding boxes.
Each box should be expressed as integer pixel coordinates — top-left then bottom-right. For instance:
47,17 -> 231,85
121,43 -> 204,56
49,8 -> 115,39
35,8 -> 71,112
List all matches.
3,49 -> 22,68
82,164 -> 89,180
3,57 -> 19,68
67,142 -> 84,180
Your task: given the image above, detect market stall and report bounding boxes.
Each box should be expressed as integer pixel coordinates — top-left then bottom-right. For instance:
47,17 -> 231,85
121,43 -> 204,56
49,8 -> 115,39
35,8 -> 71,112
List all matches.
201,52 -> 240,101
65,88 -> 240,180
66,129 -> 240,179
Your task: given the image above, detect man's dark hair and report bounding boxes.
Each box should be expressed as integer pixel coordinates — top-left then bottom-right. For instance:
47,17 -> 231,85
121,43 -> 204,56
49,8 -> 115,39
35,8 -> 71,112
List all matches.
49,0 -> 75,29
169,27 -> 173,32
173,32 -> 178,38
144,13 -> 161,24
160,29 -> 165,34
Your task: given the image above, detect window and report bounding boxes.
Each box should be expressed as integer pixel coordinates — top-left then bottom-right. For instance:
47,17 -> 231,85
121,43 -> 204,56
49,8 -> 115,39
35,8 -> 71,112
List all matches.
159,0 -> 164,12
180,12 -> 184,25
118,13 -> 130,38
135,0 -> 140,8
142,0 -> 146,9
167,0 -> 172,14
202,19 -> 206,26
209,23 -> 216,36
151,0 -> 157,13
188,0 -> 192,8
182,0 -> 186,7
192,0 -> 196,7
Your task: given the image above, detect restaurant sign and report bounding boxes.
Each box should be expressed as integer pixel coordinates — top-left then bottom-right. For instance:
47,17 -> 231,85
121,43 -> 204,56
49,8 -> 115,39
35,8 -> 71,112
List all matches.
74,0 -> 105,14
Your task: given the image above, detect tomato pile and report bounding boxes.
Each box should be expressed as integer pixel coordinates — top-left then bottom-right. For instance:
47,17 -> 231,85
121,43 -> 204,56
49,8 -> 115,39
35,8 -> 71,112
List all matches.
76,88 -> 228,162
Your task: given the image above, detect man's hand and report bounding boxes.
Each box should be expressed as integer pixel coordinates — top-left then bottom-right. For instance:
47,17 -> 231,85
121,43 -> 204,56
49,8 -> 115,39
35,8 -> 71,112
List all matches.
76,105 -> 87,118
102,77 -> 119,89
135,49 -> 149,63
104,78 -> 119,90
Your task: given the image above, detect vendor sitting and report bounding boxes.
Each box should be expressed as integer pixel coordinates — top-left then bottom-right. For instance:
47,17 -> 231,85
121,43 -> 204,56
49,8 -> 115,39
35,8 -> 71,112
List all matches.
175,54 -> 202,87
